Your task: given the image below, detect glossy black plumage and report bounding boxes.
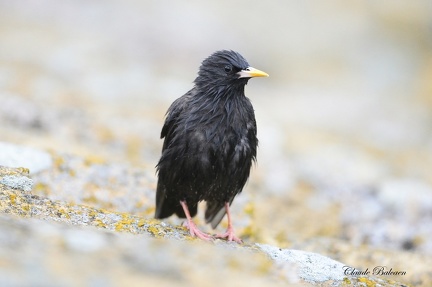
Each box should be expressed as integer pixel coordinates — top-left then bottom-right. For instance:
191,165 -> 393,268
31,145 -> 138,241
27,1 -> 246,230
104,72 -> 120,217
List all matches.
155,50 -> 267,235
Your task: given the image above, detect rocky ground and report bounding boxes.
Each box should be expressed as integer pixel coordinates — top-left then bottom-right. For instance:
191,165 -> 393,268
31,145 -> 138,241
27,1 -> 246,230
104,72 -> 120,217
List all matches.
1,161 -> 425,287
1,1 -> 431,286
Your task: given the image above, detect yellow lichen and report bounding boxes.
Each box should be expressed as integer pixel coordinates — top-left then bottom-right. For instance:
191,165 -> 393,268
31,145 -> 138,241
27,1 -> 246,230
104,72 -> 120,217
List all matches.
134,200 -> 144,209
144,206 -> 156,216
358,277 -> 376,287
34,182 -> 48,192
120,213 -> 134,224
84,155 -> 106,166
57,208 -> 71,219
275,231 -> 290,248
126,136 -> 142,161
83,195 -> 98,204
94,219 -> 107,228
227,257 -> 241,269
115,222 -> 126,231
88,210 -> 98,217
257,258 -> 273,275
98,208 -> 108,214
147,225 -> 161,236
243,202 -> 255,216
95,126 -> 115,143
241,225 -> 256,239
9,194 -> 17,205
21,204 -> 30,212
16,167 -> 30,175
53,155 -> 65,168
114,214 -> 136,232
137,218 -> 146,227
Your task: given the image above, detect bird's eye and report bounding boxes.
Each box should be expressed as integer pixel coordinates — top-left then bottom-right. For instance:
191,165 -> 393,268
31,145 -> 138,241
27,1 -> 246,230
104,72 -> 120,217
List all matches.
224,65 -> 233,73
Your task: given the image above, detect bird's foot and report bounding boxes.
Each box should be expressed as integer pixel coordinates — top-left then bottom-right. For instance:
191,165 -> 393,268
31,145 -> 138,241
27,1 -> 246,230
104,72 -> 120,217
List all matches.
215,226 -> 243,243
183,220 -> 213,241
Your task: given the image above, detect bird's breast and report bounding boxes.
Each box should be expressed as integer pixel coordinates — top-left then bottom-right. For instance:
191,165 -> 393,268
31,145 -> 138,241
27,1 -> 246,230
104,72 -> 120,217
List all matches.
187,119 -> 254,166
177,95 -> 257,169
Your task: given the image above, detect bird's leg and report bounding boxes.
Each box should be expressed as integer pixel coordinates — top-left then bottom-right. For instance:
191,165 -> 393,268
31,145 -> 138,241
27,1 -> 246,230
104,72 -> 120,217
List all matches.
180,200 -> 213,241
215,202 -> 243,243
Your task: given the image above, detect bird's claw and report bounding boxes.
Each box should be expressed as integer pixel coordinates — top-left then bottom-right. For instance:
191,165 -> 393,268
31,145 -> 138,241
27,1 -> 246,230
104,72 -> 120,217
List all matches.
183,221 -> 213,241
215,227 -> 243,243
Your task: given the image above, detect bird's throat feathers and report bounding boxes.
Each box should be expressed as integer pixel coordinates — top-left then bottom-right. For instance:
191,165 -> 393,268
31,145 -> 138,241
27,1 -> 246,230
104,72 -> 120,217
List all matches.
195,81 -> 247,102
185,85 -> 252,133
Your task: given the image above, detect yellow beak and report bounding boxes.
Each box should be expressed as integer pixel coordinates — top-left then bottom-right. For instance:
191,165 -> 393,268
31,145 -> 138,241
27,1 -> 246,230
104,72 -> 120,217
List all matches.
237,67 -> 269,78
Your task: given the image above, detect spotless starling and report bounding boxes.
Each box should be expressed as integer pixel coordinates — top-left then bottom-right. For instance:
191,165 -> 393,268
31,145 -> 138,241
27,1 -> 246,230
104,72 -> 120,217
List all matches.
155,50 -> 268,242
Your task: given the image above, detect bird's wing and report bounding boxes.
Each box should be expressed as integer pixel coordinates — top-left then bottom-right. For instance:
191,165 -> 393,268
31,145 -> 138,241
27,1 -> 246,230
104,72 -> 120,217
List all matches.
160,90 -> 194,140
155,90 -> 194,219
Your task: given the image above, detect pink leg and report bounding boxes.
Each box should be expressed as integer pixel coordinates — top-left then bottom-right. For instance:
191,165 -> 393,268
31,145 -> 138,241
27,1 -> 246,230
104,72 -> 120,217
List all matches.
180,200 -> 213,241
215,202 -> 243,243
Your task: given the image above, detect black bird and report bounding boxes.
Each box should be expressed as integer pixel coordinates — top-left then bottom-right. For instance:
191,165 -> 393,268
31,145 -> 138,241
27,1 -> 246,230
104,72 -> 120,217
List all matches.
155,50 -> 268,242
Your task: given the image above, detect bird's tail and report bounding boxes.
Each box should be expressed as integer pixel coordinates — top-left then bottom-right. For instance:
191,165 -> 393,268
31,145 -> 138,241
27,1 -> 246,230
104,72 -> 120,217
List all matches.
155,182 -> 198,219
205,197 -> 235,229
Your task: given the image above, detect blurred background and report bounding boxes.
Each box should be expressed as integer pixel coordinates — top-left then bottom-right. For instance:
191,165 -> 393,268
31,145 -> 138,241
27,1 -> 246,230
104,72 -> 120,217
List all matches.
1,0 -> 431,256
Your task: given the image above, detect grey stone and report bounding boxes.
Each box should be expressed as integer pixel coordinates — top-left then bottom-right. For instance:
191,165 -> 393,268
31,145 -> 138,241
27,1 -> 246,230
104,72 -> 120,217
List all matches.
257,244 -> 346,283
0,175 -> 33,192
0,142 -> 53,174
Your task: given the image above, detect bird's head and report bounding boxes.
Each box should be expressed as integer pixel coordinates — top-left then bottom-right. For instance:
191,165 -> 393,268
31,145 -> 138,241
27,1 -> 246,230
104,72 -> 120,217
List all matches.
194,50 -> 268,91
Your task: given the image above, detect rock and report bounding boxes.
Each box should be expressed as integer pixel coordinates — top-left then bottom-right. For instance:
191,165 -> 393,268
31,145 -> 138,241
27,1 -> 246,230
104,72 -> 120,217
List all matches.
0,170 -> 290,286
0,164 -> 414,286
0,215 -> 279,287
0,166 -> 33,192
0,142 -> 53,174
378,178 -> 432,211
257,244 -> 346,283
